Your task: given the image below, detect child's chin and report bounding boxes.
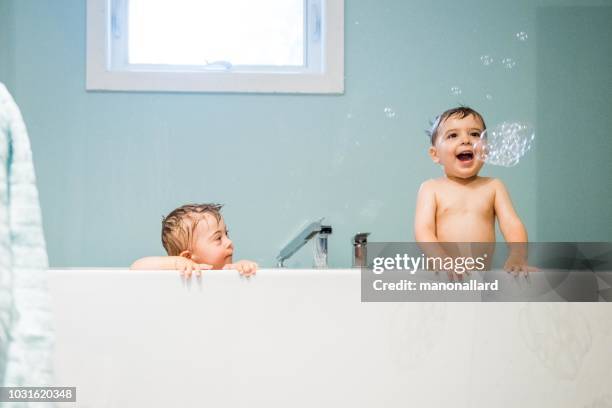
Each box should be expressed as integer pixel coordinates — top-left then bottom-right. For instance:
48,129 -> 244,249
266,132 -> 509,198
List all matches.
455,164 -> 482,177
448,170 -> 479,179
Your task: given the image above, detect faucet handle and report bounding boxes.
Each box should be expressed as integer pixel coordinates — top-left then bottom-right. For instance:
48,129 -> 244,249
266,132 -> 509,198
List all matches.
352,232 -> 370,245
352,232 -> 370,268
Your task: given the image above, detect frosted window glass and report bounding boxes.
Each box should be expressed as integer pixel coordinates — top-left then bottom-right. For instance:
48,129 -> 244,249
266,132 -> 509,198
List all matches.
128,0 -> 304,66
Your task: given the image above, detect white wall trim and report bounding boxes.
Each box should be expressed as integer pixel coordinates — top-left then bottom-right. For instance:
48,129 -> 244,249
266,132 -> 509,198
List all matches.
86,0 -> 344,94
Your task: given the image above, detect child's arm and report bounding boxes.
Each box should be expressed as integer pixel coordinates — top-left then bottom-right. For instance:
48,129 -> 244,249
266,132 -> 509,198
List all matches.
130,256 -> 212,276
493,179 -> 534,273
414,180 -> 439,242
493,179 -> 527,242
415,180 -> 474,281
414,181 -> 456,279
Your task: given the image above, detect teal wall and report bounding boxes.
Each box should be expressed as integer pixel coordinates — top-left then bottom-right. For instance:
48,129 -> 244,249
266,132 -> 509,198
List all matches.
536,6 -> 612,240
1,0 -> 610,267
0,0 -> 14,90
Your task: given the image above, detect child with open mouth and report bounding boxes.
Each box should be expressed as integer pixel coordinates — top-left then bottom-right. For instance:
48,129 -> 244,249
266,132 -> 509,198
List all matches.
414,106 -> 532,276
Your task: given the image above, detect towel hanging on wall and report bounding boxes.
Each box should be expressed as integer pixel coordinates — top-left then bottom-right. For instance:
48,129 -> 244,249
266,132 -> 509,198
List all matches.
0,82 -> 54,404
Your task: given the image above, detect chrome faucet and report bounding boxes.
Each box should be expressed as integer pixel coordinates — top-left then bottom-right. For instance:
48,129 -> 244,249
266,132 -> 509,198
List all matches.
276,219 -> 333,268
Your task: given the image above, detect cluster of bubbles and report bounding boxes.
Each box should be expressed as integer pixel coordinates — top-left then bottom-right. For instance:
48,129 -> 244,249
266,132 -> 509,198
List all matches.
480,55 -> 494,66
516,31 -> 528,41
481,55 -> 517,69
502,57 -> 517,69
450,86 -> 462,96
481,54 -> 521,69
472,31 -> 527,103
383,107 -> 396,118
474,122 -> 535,167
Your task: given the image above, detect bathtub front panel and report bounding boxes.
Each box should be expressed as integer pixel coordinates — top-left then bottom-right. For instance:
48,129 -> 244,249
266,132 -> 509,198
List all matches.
48,269 -> 612,408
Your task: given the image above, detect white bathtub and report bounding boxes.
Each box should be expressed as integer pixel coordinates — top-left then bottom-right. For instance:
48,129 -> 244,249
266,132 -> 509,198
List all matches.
47,269 -> 612,408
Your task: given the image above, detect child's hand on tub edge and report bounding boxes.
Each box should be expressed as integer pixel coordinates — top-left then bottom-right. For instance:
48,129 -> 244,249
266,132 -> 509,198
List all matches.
223,260 -> 258,277
503,255 -> 539,276
174,257 -> 212,278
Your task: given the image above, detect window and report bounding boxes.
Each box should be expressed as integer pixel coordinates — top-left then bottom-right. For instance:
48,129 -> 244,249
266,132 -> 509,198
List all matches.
86,0 -> 344,93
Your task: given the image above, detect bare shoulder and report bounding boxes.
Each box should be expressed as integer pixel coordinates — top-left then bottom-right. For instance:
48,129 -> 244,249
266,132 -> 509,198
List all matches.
418,178 -> 443,194
477,177 -> 504,189
484,178 -> 513,202
485,177 -> 507,190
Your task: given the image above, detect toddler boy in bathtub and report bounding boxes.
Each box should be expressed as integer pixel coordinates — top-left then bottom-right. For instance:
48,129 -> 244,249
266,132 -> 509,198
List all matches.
414,106 -> 533,276
131,203 -> 257,277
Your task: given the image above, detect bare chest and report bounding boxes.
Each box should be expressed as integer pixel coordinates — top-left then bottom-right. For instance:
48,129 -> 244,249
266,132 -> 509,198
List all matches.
435,185 -> 495,218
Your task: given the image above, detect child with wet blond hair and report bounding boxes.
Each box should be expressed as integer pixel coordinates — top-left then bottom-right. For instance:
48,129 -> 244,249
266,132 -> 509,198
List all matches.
131,203 -> 257,277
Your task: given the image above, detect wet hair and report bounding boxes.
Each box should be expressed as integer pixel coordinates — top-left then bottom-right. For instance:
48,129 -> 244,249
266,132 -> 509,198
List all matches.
161,203 -> 223,256
426,106 -> 486,145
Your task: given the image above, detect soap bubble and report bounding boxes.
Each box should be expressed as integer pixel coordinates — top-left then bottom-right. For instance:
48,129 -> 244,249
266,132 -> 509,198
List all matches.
485,94 -> 493,100
451,86 -> 462,96
516,31 -> 528,41
474,122 -> 535,167
383,107 -> 396,118
480,55 -> 494,66
502,58 -> 517,69
346,113 -> 353,119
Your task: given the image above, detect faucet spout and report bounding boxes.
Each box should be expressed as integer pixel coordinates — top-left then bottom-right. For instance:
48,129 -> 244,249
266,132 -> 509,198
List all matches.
276,219 -> 332,267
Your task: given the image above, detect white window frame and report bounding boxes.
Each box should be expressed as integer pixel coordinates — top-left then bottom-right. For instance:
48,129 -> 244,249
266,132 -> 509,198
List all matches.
86,0 -> 344,94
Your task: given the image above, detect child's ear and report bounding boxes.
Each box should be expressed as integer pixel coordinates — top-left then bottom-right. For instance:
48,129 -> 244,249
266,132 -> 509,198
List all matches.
179,250 -> 192,259
428,146 -> 440,164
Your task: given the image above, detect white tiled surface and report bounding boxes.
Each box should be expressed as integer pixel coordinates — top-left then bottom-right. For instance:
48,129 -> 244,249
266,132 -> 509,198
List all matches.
48,269 -> 612,408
